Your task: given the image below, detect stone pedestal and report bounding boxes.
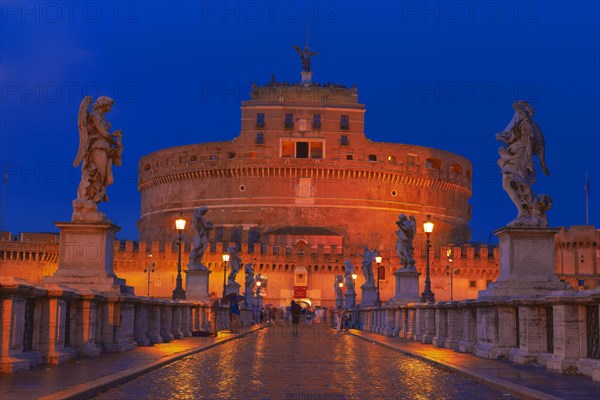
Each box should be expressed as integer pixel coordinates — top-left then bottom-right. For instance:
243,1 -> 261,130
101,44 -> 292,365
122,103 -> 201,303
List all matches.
387,268 -> 421,305
43,222 -> 133,295
360,286 -> 377,308
345,292 -> 357,309
185,269 -> 211,301
224,283 -> 240,297
478,227 -> 571,299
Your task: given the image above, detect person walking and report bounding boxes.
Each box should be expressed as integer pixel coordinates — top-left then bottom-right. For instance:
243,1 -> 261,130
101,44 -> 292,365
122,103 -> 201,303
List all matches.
229,297 -> 240,333
209,292 -> 220,336
291,300 -> 302,336
336,306 -> 343,332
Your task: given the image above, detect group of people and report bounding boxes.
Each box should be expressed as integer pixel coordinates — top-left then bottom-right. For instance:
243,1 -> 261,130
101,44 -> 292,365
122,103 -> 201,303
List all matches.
208,291 -> 240,336
335,306 -> 352,332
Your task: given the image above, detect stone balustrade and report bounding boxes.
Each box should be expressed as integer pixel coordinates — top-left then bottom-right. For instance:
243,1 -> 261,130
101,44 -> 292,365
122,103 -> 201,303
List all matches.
354,289 -> 600,382
0,277 -> 256,374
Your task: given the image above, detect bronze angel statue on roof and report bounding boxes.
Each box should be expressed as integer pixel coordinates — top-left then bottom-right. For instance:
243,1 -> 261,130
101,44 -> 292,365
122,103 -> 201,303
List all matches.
293,45 -> 318,72
496,101 -> 552,227
72,96 -> 123,222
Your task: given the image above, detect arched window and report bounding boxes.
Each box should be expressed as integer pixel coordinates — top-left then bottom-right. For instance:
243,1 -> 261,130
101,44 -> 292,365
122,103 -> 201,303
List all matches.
450,163 -> 462,175
426,158 -> 441,170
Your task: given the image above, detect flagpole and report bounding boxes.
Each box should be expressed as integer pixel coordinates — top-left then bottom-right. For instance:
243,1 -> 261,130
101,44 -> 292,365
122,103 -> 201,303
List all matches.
585,170 -> 589,225
1,173 -> 6,232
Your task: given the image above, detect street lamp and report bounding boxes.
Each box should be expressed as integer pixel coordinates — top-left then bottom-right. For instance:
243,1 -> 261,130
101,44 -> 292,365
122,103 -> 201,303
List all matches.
144,253 -> 155,297
421,214 -> 435,302
172,218 -> 186,300
255,278 -> 262,307
375,255 -> 383,307
222,253 -> 230,299
446,248 -> 458,301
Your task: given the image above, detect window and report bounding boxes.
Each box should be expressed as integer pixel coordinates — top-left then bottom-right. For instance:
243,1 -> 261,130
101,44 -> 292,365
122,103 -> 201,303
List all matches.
426,158 -> 442,169
256,133 -> 264,145
368,154 -> 377,162
256,113 -> 265,128
469,280 -> 477,288
285,113 -> 294,129
450,163 -> 463,175
281,140 -> 294,157
387,155 -> 396,163
228,151 -> 236,159
310,142 -> 323,158
407,154 -> 416,166
296,142 -> 309,158
346,154 -> 353,160
340,115 -> 349,130
340,135 -> 349,146
209,154 -> 216,160
313,114 -> 321,129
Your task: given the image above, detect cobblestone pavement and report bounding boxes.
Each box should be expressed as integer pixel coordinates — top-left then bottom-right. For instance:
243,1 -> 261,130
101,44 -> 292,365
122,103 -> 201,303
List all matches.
93,324 -> 519,400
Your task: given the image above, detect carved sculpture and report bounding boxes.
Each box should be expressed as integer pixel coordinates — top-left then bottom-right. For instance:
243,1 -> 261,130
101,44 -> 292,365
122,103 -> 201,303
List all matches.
396,214 -> 417,269
360,246 -> 378,287
343,259 -> 355,292
188,207 -> 213,270
73,96 -> 123,222
293,45 -> 318,72
497,101 -> 552,227
244,263 -> 255,289
334,275 -> 344,299
226,246 -> 242,285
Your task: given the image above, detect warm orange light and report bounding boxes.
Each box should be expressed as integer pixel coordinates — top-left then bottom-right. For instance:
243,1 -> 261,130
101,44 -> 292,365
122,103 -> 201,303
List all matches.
351,273 -> 357,280
423,214 -> 434,234
222,254 -> 230,262
256,281 -> 261,287
375,256 -> 383,264
175,218 -> 186,230
338,282 -> 344,288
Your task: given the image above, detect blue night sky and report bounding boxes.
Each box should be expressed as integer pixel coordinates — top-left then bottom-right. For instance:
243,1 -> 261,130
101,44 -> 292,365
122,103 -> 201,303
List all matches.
1,1 -> 598,243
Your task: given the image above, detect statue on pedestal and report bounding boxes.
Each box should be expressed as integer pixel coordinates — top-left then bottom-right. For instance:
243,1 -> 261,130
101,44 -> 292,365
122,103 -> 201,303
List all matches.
226,246 -> 242,286
293,45 -> 318,72
497,101 -> 552,227
73,96 -> 123,222
360,246 -> 378,288
334,275 -> 344,299
244,263 -> 255,289
396,214 -> 417,269
343,259 -> 355,293
188,207 -> 213,270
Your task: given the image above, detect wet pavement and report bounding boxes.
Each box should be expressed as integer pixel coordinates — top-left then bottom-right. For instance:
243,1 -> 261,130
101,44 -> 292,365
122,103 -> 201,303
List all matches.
92,324 -> 520,400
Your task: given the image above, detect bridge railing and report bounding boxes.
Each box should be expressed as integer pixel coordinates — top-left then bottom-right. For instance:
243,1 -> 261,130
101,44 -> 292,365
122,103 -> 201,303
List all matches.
0,277 -> 255,374
353,290 -> 600,382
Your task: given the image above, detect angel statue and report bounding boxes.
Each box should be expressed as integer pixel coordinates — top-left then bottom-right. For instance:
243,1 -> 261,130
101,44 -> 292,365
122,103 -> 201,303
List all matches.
188,207 -> 213,270
244,263 -> 255,290
360,246 -> 378,288
496,101 -> 552,227
293,45 -> 318,72
334,275 -> 344,299
72,95 -> 123,222
226,246 -> 242,286
343,259 -> 355,293
396,214 -> 417,270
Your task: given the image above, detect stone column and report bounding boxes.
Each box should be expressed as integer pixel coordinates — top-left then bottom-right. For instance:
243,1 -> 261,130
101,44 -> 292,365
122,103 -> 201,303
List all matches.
413,307 -> 426,342
422,308 -> 436,344
474,305 -> 500,359
181,304 -> 192,337
133,300 -> 150,346
432,307 -> 448,347
405,307 -> 416,340
509,305 -> 545,364
171,305 -> 183,339
383,308 -> 395,336
102,297 -> 137,352
147,301 -> 163,344
547,304 -> 584,373
445,306 -> 460,350
0,292 -> 30,373
161,303 -> 175,342
185,269 -> 211,301
75,292 -> 103,357
39,288 -> 78,364
360,285 -> 377,308
387,268 -> 421,306
458,306 -> 477,353
392,308 -> 402,337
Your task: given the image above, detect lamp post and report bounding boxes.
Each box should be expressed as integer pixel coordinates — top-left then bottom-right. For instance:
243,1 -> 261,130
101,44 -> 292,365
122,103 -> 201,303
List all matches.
172,218 -> 186,300
144,253 -> 154,297
446,248 -> 458,301
374,255 -> 383,307
338,281 -> 344,308
421,214 -> 435,302
351,272 -> 357,308
222,253 -> 230,299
